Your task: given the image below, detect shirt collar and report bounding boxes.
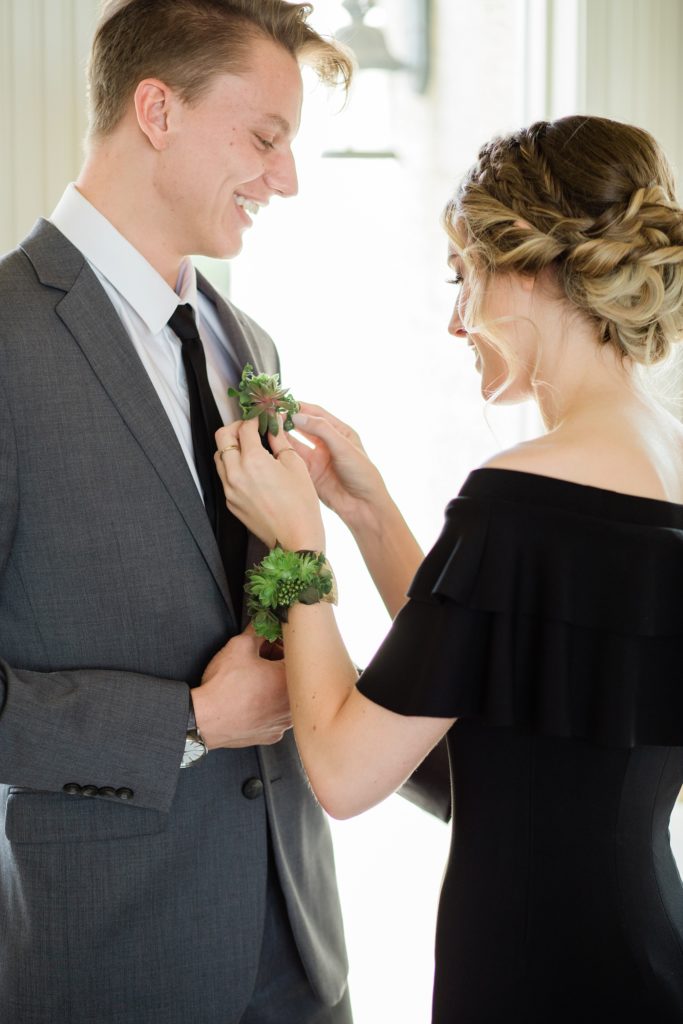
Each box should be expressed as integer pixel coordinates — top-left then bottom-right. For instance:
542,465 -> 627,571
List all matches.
50,183 -> 200,334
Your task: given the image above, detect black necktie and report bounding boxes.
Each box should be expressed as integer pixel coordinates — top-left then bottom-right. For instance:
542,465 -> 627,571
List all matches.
168,303 -> 247,622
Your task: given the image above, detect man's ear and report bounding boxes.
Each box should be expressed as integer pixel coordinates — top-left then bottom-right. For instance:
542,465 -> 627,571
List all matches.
133,78 -> 176,150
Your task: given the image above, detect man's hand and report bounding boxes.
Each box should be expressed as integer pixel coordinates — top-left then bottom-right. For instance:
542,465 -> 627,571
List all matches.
191,628 -> 291,749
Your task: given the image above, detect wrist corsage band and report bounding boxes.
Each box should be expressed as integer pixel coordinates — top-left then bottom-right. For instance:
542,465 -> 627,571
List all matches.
246,547 -> 338,642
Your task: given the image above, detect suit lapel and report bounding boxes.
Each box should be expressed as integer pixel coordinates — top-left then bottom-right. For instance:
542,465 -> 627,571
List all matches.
197,271 -> 263,373
22,221 -> 235,620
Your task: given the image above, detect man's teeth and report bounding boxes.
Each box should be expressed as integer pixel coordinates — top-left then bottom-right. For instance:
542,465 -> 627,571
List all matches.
235,195 -> 260,215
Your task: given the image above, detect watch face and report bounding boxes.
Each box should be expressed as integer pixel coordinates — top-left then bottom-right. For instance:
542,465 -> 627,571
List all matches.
181,732 -> 207,768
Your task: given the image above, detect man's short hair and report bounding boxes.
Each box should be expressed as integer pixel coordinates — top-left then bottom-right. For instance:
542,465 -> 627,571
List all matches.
88,0 -> 353,138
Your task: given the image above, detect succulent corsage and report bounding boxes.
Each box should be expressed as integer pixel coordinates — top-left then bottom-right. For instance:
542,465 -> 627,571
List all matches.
246,547 -> 338,642
228,363 -> 299,436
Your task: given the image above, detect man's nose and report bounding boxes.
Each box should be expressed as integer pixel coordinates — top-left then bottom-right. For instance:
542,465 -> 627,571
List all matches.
266,148 -> 299,199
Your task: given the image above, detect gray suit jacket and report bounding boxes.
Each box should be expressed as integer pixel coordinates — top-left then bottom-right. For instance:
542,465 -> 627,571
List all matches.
0,220 -> 347,1022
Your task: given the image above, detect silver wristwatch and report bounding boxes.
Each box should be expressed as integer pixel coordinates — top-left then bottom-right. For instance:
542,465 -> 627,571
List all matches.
181,698 -> 207,768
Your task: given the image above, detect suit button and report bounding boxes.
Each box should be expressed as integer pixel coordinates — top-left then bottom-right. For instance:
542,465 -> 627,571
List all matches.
81,784 -> 99,797
98,787 -> 117,798
63,782 -> 82,795
115,787 -> 134,801
242,777 -> 264,800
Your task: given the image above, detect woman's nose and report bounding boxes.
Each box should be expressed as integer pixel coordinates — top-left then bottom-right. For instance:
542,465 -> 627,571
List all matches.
448,306 -> 468,338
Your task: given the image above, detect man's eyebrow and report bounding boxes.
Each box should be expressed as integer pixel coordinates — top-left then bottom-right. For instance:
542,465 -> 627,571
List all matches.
263,114 -> 291,135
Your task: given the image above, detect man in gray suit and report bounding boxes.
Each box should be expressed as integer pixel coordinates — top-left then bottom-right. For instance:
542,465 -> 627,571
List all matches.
0,1 -> 355,1021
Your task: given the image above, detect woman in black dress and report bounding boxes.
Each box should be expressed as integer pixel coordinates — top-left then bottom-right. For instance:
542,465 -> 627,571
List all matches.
212,115 -> 683,1022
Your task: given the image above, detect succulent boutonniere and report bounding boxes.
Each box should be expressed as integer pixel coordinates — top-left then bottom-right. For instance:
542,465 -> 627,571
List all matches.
228,364 -> 299,436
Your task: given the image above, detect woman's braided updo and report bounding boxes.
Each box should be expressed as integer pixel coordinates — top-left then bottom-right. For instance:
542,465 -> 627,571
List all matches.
445,115 -> 683,364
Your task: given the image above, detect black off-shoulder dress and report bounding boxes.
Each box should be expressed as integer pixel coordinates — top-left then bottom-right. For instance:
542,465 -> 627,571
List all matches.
357,469 -> 683,1023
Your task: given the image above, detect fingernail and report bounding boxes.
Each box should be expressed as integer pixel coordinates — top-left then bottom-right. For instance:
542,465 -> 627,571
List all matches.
293,412 -> 308,427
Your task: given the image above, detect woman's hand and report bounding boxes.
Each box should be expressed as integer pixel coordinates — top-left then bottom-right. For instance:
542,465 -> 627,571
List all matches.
215,417 -> 325,551
288,404 -> 422,619
285,403 -> 390,527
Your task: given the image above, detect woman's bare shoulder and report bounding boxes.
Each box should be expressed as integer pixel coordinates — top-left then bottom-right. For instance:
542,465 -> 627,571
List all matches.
482,437 -> 590,480
481,430 -> 683,503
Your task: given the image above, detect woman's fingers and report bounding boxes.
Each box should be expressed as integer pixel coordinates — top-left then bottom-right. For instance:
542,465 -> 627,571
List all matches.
215,417 -> 263,461
236,416 -> 267,454
286,433 -> 316,466
214,418 -> 266,487
215,421 -> 241,456
214,422 -> 241,487
292,411 -> 359,459
268,424 -> 298,461
295,403 -> 363,448
296,402 -> 350,431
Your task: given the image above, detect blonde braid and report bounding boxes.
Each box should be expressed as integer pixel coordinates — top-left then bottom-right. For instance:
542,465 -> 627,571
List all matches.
446,116 -> 683,364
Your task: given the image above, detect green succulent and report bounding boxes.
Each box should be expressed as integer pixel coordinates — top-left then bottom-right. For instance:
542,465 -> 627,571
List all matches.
228,363 -> 300,436
245,547 -> 336,641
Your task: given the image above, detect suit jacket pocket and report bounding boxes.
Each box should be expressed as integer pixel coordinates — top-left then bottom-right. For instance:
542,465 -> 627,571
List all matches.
5,788 -> 168,844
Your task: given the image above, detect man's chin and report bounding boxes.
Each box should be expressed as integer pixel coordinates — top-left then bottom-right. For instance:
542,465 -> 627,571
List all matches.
197,235 -> 245,262
222,237 -> 246,260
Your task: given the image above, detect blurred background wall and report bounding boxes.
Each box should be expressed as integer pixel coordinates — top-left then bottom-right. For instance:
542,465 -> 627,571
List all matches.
1,3 -> 682,1022
2,1 -> 683,251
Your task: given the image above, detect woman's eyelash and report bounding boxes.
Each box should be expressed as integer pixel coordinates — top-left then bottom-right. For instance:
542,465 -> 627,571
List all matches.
447,275 -> 463,285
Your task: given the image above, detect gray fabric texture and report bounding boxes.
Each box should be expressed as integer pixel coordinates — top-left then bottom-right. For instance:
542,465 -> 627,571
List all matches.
0,220 -> 348,1022
240,847 -> 353,1024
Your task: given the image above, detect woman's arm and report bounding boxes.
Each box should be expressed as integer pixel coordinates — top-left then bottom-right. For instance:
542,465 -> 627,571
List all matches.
213,417 -> 452,817
340,491 -> 423,620
282,600 -> 452,818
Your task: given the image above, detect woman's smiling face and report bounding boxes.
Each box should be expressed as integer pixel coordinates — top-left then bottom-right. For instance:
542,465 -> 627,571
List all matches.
446,249 -> 539,404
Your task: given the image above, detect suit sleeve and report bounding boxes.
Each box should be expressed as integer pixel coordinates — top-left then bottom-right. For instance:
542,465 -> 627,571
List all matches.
0,380 -> 189,813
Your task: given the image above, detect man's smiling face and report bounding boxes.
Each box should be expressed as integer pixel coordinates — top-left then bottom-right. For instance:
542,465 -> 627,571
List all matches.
155,35 -> 303,260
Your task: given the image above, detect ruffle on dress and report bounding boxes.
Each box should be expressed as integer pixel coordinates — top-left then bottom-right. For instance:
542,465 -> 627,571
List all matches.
357,469 -> 683,748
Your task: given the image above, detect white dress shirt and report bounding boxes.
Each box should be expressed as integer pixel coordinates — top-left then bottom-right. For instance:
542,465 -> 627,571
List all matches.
50,183 -> 242,499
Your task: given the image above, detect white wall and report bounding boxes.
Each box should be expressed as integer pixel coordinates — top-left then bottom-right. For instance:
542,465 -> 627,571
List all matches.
3,0 -> 683,250
0,0 -> 98,252
521,0 -> 683,183
580,0 -> 683,180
